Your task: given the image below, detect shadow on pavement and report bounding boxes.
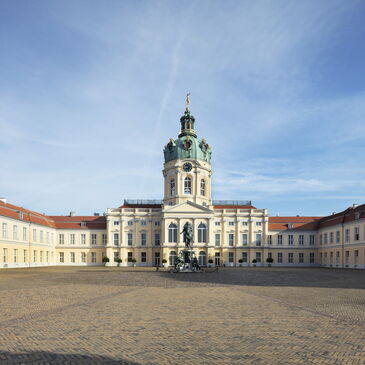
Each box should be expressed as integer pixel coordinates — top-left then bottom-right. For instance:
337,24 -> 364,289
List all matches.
0,350 -> 139,364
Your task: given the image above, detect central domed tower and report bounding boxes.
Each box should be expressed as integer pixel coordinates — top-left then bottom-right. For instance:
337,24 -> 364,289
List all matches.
163,96 -> 212,207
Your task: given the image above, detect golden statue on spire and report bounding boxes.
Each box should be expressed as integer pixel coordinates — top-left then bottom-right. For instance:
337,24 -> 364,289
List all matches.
186,92 -> 190,111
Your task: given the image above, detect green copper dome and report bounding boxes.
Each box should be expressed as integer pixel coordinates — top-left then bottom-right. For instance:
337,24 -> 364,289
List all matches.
164,110 -> 212,164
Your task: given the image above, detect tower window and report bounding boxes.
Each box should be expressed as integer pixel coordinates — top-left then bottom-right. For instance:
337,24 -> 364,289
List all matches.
170,179 -> 175,196
168,223 -> 178,243
200,179 -> 205,196
184,177 -> 192,194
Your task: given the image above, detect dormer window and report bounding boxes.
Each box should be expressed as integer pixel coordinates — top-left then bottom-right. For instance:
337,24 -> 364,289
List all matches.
287,223 -> 293,229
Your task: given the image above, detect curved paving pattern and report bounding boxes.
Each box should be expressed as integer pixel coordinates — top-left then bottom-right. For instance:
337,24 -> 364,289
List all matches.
0,267 -> 364,364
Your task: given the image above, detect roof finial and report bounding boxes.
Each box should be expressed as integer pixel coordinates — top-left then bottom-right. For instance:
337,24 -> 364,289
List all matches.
186,92 -> 190,112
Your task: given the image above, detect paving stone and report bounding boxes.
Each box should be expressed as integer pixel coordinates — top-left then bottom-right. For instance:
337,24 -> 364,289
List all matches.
0,267 -> 364,364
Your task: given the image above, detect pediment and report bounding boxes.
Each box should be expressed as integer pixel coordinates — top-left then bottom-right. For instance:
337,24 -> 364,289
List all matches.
163,201 -> 213,214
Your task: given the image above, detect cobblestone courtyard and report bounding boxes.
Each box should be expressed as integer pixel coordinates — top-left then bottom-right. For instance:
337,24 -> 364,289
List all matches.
0,267 -> 364,364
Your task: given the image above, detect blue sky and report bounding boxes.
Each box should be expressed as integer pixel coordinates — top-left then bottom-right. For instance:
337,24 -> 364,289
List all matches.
1,0 -> 365,216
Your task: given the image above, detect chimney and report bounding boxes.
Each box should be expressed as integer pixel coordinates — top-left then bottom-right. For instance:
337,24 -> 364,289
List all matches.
352,203 -> 358,208
0,197 -> 6,204
69,211 -> 76,217
94,212 -> 100,216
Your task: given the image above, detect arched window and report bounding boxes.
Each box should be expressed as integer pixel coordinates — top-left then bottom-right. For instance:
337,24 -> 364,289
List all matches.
184,177 -> 192,194
198,223 -> 207,243
199,251 -> 206,266
200,179 -> 205,196
168,223 -> 178,243
170,179 -> 175,196
169,251 -> 177,266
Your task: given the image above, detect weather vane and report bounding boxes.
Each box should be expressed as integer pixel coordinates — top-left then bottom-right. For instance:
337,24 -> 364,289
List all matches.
186,92 -> 190,111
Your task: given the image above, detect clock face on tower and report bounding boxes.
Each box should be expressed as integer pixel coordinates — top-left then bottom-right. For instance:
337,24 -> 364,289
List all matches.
183,162 -> 192,172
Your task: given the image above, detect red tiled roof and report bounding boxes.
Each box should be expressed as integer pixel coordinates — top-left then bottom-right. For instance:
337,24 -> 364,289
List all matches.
317,204 -> 365,229
268,216 -> 322,231
0,200 -> 106,229
50,216 -> 107,230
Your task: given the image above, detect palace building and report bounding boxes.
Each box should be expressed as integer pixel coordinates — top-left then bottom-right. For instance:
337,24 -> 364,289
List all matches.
1,103 -> 365,269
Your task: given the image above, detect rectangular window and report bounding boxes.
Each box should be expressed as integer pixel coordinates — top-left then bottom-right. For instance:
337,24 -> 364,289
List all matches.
114,252 -> 119,262
3,248 -> 8,263
215,233 -> 220,247
215,221 -> 220,226
13,249 -> 17,263
330,232 -> 334,243
141,252 -> 147,263
299,235 -> 304,245
277,235 -> 282,245
46,251 -> 49,262
228,252 -> 234,263
81,234 -> 86,245
324,233 -> 328,244
59,234 -> 64,245
345,229 -> 350,243
13,225 -> 18,240
91,252 -> 96,263
309,235 -> 315,245
354,227 -> 359,241
91,234 -> 97,245
242,252 -> 248,263
288,235 -> 293,246
141,232 -> 147,246
256,233 -> 261,246
59,252 -> 64,263
113,221 -> 120,226
228,222 -> 235,226
267,235 -> 272,245
242,221 -> 248,226
154,232 -> 160,246
242,233 -> 248,246
40,251 -> 43,262
128,252 -> 133,263
33,229 -> 37,242
22,227 -> 27,241
255,252 -> 261,263
228,233 -> 234,247
336,231 -> 340,243
127,233 -> 133,246
299,252 -> 304,263
113,233 -> 119,246
319,234 -> 322,245
255,222 -> 262,226
310,252 -> 315,264
33,250 -> 37,263
102,234 -> 107,245
70,252 -> 75,263
81,252 -> 86,263
288,252 -> 294,264
127,221 -> 133,226
40,231 -> 44,243
23,249 -> 27,263
140,220 -> 147,226
70,234 -> 75,245
2,223 -> 7,238
46,232 -> 50,244
154,221 -> 160,226
277,252 -> 283,264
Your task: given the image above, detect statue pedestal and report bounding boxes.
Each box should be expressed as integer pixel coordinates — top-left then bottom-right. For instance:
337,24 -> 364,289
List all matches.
173,249 -> 202,273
